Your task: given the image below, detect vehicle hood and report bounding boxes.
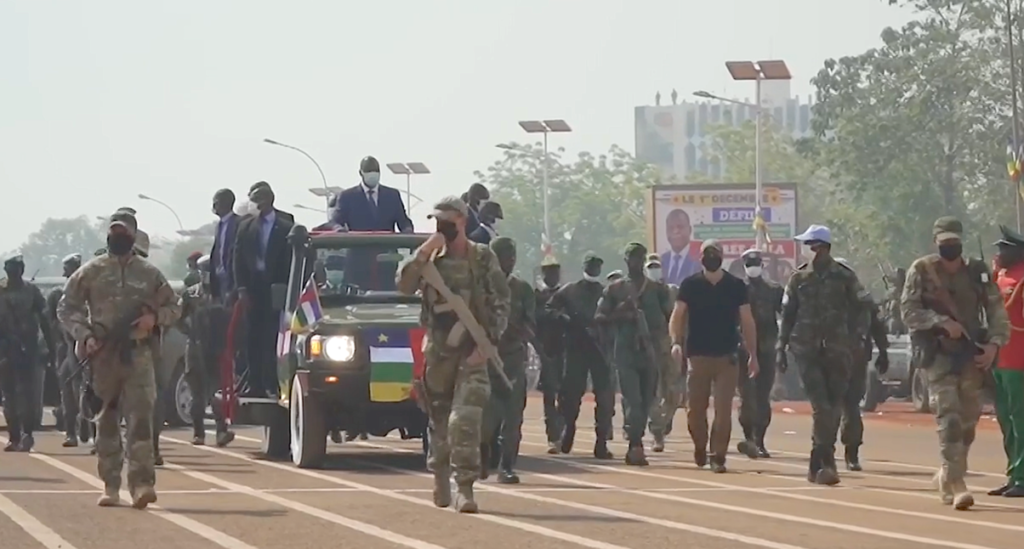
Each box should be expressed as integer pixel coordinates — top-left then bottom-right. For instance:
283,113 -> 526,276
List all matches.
319,303 -> 420,326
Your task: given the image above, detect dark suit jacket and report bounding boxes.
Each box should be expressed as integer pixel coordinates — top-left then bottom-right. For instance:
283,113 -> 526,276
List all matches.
209,212 -> 240,300
332,184 -> 413,233
661,249 -> 701,286
233,209 -> 295,297
468,224 -> 495,245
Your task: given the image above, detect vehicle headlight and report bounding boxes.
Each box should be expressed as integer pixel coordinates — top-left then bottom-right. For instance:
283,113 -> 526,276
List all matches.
310,335 -> 356,362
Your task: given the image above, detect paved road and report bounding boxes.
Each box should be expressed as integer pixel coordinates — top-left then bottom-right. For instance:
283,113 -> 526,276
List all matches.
1,398 -> 1020,549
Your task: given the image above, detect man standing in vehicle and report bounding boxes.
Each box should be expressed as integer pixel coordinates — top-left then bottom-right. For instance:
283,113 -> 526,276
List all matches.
58,211 -> 181,509
397,196 -> 510,513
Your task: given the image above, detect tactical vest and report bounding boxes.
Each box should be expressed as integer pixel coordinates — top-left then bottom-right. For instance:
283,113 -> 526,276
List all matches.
423,244 -> 490,352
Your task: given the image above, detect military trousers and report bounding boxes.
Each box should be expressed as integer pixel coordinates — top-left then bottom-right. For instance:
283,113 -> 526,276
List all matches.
686,355 -> 738,461
616,356 -> 657,444
738,346 -> 776,445
927,356 -> 985,483
1,349 -> 42,440
58,354 -> 84,437
538,354 -> 564,443
794,346 -> 851,466
482,352 -> 527,471
840,357 -> 868,450
649,337 -> 683,438
93,344 -> 158,494
560,345 -> 614,442
423,348 -> 491,486
994,369 -> 1024,486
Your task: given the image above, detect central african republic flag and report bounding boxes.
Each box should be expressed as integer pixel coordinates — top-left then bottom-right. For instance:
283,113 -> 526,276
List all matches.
364,327 -> 426,403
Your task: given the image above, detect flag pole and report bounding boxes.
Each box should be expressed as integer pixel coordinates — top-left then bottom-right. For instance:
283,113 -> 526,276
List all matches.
1007,0 -> 1022,230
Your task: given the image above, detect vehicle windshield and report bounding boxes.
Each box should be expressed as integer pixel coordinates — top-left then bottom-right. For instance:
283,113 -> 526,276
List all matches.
306,235 -> 425,303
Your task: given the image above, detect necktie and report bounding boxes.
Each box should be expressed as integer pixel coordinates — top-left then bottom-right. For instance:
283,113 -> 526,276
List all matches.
367,189 -> 378,219
670,255 -> 682,281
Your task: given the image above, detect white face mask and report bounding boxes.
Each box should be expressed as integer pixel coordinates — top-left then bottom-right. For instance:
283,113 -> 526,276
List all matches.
744,265 -> 763,278
646,268 -> 661,281
583,273 -> 600,282
801,244 -> 817,261
362,172 -> 380,188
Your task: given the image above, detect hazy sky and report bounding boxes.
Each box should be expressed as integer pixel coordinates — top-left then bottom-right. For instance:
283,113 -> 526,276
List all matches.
0,0 -> 913,254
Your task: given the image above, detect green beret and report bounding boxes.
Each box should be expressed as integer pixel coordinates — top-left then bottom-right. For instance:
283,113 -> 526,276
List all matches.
490,236 -> 516,256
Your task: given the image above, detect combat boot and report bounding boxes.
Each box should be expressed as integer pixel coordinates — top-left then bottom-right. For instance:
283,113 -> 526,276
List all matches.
806,447 -> 822,483
625,442 -> 649,466
215,430 -> 236,448
736,439 -> 759,459
815,451 -> 840,486
652,433 -> 666,453
593,439 -> 614,460
62,435 -> 78,448
131,485 -> 157,510
844,446 -> 862,472
933,465 -> 954,505
4,436 -> 20,452
97,485 -> 121,507
454,484 -> 479,513
755,427 -> 771,458
497,469 -> 520,484
432,469 -> 452,508
560,425 -> 576,454
950,479 -> 974,510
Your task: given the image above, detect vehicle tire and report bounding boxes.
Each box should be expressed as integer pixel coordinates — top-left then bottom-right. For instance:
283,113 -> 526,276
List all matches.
911,367 -> 930,413
261,405 -> 290,460
290,375 -> 327,468
165,359 -> 191,427
861,369 -> 884,412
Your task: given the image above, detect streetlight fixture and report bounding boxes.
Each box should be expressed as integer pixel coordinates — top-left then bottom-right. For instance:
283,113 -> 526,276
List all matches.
308,186 -> 344,198
695,60 -> 790,251
263,138 -> 330,202
386,162 -> 431,208
137,193 -> 184,232
513,119 -> 572,256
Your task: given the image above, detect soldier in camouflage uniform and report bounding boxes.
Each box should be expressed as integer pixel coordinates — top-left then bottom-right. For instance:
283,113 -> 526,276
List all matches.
901,217 -> 1008,510
834,258 -> 890,471
180,255 -> 235,447
481,237 -> 534,484
397,196 -> 510,513
596,242 -> 672,466
534,255 -> 565,453
736,249 -> 783,459
1,255 -> 54,452
777,225 -> 870,486
58,211 -> 181,509
47,254 -> 89,447
547,252 -> 615,459
643,254 -> 681,452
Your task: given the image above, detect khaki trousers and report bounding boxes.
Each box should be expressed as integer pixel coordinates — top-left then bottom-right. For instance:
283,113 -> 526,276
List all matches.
686,355 -> 738,461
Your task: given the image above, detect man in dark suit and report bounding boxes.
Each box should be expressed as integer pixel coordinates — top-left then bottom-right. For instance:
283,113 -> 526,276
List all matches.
209,189 -> 241,303
469,201 -> 502,245
462,183 -> 490,236
331,156 -> 413,233
661,208 -> 701,285
233,182 -> 294,397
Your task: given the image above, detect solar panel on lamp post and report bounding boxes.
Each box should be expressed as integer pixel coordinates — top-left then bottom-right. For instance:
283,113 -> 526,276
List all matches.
386,162 -> 431,210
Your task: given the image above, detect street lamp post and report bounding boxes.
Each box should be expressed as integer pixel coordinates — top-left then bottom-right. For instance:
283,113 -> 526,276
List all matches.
137,193 -> 184,232
513,120 -> 572,255
695,60 -> 790,252
263,138 -> 330,203
386,162 -> 431,209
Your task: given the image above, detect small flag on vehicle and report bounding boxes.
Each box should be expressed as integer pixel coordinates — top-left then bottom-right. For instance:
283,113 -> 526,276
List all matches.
290,276 -> 323,333
365,327 -> 420,403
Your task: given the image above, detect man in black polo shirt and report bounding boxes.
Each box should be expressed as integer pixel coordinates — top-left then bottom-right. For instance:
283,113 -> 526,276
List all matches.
669,239 -> 759,472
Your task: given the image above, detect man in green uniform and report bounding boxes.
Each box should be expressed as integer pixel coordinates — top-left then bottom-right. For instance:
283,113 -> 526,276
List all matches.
644,255 -> 681,452
58,211 -> 181,509
47,254 -> 87,447
1,255 -> 54,452
534,255 -> 565,453
481,237 -> 534,483
397,196 -> 510,513
834,257 -> 890,471
547,252 -> 615,459
901,217 -> 1008,509
736,249 -> 784,459
596,242 -> 672,466
777,224 -> 870,486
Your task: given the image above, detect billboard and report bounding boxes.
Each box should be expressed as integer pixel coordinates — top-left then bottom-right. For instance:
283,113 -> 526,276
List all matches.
647,183 -> 799,285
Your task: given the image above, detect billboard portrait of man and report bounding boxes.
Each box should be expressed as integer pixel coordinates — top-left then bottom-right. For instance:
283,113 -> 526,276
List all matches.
661,208 -> 701,285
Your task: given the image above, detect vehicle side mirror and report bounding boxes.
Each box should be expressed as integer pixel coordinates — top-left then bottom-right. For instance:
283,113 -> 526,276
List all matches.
376,252 -> 404,263
270,283 -> 287,311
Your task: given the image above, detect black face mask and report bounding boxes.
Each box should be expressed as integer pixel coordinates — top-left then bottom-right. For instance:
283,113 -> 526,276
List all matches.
701,254 -> 723,272
938,242 -> 963,261
108,233 -> 135,256
436,221 -> 459,243
584,263 -> 602,278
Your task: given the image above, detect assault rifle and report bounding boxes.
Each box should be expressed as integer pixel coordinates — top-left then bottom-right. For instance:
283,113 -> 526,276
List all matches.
622,280 -> 657,366
70,302 -> 151,421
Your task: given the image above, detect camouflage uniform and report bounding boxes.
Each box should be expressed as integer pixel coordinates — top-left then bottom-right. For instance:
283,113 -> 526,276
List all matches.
596,242 -> 672,465
778,233 -> 870,484
548,253 -> 615,458
58,212 -> 181,508
737,270 -> 783,456
534,257 -> 565,450
901,217 -> 1008,509
481,237 -> 534,483
179,275 -> 233,446
396,196 -> 510,512
0,256 -> 53,452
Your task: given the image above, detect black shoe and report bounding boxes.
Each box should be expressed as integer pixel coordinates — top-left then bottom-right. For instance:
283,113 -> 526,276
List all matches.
497,470 -> 520,484
154,454 -> 164,466
845,447 -> 862,472
192,435 -> 205,446
593,441 -> 614,460
625,444 -> 649,466
988,484 -> 1011,496
1003,484 -> 1024,497
736,440 -> 758,459
4,438 -> 21,452
330,430 -> 343,443
17,434 -> 34,452
807,449 -> 822,483
62,436 -> 79,448
693,447 -> 707,468
215,431 -> 235,448
756,445 -> 771,458
358,432 -> 368,440
560,427 -> 576,454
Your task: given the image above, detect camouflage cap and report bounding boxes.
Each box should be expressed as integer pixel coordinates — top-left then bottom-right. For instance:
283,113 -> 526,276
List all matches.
583,251 -> 603,265
933,216 -> 963,241
700,239 -> 723,253
540,255 -> 560,268
426,195 -> 469,219
109,210 -> 138,234
623,242 -> 647,257
490,236 -> 516,257
133,229 -> 150,257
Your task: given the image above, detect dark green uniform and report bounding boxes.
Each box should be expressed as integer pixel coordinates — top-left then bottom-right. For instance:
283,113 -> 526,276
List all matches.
841,294 -> 888,467
737,275 -> 783,453
534,282 -> 565,447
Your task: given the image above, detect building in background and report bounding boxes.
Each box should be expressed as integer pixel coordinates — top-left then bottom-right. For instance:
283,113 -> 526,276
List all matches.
635,80 -> 813,181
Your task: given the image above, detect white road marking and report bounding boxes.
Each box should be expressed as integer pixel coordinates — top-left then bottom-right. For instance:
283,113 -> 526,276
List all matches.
161,462 -> 448,549
0,492 -> 80,549
166,434 -> 638,549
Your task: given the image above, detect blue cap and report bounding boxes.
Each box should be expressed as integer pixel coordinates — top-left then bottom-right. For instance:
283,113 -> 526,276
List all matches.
794,224 -> 831,244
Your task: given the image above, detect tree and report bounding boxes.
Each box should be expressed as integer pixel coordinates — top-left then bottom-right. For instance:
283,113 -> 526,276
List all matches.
475,143 -> 672,279
17,216 -> 105,277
